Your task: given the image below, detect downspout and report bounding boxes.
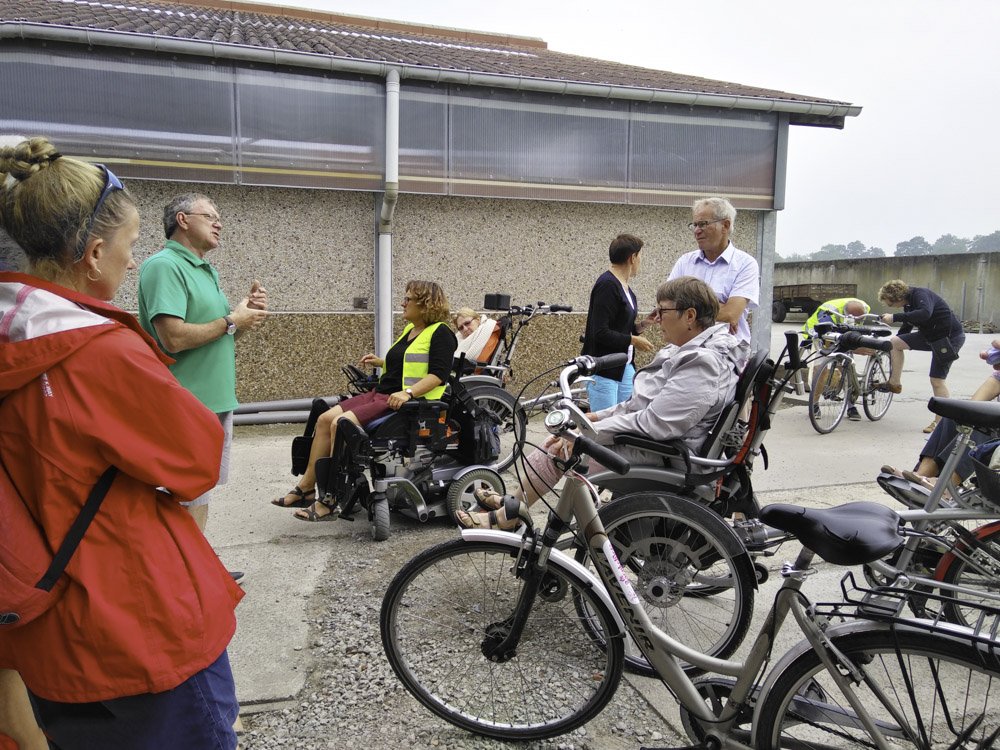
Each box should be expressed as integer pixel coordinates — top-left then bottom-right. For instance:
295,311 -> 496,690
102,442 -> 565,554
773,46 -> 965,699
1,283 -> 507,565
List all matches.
375,67 -> 400,356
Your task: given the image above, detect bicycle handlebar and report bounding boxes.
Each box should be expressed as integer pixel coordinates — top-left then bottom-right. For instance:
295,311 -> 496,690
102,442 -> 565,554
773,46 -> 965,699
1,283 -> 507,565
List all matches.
575,434 -> 630,475
547,304 -> 573,313
784,331 -> 802,371
838,330 -> 894,353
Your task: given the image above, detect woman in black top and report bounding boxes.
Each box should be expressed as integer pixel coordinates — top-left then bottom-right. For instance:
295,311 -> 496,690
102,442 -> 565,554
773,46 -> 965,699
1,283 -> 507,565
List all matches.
274,281 -> 457,519
878,279 -> 965,432
580,234 -> 655,412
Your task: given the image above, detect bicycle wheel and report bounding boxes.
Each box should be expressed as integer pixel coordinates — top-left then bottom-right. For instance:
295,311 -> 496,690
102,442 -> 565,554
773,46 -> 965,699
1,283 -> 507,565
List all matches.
755,626 -> 1000,748
380,538 -> 624,740
937,522 -> 1000,629
574,492 -> 755,677
862,351 -> 893,421
808,357 -> 849,434
467,385 -> 527,472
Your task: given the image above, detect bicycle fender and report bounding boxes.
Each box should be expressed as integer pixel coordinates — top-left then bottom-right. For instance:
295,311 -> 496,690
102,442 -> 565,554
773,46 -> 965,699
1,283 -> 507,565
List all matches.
459,528 -> 626,634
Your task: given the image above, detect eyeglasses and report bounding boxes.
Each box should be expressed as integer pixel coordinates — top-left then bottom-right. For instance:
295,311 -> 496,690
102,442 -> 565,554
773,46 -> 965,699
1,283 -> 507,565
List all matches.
687,219 -> 725,231
184,212 -> 222,225
655,306 -> 681,318
457,319 -> 475,331
75,164 -> 124,260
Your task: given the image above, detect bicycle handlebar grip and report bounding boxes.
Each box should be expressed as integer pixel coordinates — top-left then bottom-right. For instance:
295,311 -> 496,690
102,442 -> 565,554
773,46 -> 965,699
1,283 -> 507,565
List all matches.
784,331 -> 802,370
587,352 -> 629,375
576,435 -> 630,475
548,304 -> 573,313
856,334 -> 894,352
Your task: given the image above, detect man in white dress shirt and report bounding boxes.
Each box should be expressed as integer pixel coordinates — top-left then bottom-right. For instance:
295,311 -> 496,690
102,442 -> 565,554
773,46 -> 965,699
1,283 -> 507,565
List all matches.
668,196 -> 759,347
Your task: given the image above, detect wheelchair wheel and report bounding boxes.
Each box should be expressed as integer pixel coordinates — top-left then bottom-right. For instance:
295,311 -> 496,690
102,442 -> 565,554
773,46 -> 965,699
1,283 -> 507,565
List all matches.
445,467 -> 506,522
466,385 -> 526,472
370,498 -> 390,541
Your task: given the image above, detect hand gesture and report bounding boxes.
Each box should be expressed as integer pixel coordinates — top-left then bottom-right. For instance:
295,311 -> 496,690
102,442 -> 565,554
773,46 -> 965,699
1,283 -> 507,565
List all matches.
360,353 -> 384,368
231,297 -> 268,331
631,334 -> 656,353
247,279 -> 268,310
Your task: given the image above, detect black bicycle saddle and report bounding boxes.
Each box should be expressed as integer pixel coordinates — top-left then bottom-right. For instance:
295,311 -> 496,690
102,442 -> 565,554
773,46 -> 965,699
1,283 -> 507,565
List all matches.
759,502 -> 902,566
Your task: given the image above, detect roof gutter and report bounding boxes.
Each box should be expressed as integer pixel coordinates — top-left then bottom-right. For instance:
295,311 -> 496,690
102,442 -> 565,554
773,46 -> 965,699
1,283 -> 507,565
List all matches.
0,22 -> 862,124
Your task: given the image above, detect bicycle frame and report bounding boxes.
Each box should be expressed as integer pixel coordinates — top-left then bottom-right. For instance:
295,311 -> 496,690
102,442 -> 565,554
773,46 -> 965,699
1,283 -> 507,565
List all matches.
462,464 -> 909,749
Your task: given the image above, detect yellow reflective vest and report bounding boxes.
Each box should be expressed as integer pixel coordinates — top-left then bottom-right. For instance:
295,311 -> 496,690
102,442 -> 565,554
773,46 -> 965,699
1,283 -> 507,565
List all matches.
802,298 -> 870,337
383,321 -> 448,400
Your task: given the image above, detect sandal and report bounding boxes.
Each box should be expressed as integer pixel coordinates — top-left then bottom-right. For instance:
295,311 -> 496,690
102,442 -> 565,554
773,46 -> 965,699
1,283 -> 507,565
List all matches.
272,485 -> 316,508
293,500 -> 337,522
880,465 -> 906,480
902,470 -> 936,492
922,420 -> 939,434
456,495 -> 527,531
874,382 -> 902,394
473,486 -> 513,511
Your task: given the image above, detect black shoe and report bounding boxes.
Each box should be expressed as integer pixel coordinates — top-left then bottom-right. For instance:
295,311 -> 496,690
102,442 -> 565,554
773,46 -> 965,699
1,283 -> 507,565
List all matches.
229,570 -> 245,584
812,404 -> 821,418
847,407 -> 861,421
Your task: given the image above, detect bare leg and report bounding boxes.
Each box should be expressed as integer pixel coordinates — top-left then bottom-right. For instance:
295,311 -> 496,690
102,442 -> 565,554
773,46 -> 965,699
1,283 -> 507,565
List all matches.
0,670 -> 47,750
888,336 -> 909,388
294,410 -> 362,520
277,405 -> 344,506
187,503 -> 209,531
929,377 -> 949,399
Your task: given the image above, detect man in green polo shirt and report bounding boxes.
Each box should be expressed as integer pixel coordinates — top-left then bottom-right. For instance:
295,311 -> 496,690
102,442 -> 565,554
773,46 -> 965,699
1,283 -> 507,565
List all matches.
138,193 -> 268,580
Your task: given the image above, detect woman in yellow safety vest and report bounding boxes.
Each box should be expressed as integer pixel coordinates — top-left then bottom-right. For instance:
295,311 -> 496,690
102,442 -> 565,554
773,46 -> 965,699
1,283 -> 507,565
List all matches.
275,280 -> 457,520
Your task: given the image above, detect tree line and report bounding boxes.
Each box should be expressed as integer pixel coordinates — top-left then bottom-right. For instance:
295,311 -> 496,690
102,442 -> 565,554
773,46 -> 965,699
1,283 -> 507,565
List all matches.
779,229 -> 1000,261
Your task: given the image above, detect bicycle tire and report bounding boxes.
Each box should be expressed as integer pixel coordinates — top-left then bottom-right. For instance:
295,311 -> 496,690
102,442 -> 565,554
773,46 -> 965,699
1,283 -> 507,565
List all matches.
573,492 -> 755,678
380,538 -> 624,740
937,522 -> 1000,629
755,626 -> 1000,749
862,351 -> 893,421
466,385 -> 527,472
808,357 -> 849,434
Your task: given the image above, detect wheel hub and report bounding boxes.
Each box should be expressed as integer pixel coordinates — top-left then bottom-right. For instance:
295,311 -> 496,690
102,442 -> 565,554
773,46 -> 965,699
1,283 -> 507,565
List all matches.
637,559 -> 691,607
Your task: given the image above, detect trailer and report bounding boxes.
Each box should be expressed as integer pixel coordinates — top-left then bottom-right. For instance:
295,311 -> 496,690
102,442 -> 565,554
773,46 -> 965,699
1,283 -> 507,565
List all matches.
771,283 -> 858,322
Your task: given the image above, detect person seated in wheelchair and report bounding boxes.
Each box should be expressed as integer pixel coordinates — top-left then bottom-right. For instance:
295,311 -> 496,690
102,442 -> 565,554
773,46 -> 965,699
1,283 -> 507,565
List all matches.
272,280 -> 457,521
458,276 -> 747,530
453,307 -> 501,371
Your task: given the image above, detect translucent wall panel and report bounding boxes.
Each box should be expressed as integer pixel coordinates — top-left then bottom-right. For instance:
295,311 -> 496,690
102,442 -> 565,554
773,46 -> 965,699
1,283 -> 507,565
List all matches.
446,87 -> 630,202
236,67 -> 384,189
398,83 -> 448,195
0,44 -> 237,183
629,103 -> 777,209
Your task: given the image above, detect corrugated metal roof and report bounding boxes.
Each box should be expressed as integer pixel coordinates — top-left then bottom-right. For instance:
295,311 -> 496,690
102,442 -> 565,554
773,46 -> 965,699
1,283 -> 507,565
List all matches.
1,0 -> 853,116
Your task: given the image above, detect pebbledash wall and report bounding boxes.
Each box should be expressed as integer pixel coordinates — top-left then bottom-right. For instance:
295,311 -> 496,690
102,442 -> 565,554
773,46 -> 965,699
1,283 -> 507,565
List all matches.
774,255 -> 998,325
110,182 -> 760,403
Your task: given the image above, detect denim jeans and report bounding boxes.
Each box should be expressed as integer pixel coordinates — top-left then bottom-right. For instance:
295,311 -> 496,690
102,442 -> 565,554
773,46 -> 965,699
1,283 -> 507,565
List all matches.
587,362 -> 635,413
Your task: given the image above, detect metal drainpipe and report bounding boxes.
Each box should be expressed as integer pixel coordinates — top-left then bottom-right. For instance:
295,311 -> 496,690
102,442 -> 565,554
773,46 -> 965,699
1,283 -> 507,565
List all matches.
375,68 -> 400,356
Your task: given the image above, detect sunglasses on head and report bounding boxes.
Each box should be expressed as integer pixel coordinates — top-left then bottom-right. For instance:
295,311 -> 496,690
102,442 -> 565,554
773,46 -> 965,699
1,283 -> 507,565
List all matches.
75,164 -> 124,260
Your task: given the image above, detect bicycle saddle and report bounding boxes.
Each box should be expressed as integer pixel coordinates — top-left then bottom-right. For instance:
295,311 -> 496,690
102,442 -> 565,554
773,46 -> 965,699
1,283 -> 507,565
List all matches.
758,502 -> 902,565
928,397 -> 1000,430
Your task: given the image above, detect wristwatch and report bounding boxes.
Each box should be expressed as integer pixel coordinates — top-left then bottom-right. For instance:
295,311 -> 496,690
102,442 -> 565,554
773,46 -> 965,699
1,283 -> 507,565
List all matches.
223,315 -> 237,336
404,388 -> 414,398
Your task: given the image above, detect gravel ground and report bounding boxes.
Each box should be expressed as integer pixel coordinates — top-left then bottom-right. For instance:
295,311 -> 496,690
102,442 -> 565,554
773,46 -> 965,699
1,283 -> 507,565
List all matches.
239,515 -> 685,750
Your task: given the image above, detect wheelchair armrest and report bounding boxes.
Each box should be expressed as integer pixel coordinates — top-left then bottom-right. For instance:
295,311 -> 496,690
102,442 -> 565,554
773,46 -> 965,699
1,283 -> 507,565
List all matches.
612,433 -> 688,458
398,399 -> 448,414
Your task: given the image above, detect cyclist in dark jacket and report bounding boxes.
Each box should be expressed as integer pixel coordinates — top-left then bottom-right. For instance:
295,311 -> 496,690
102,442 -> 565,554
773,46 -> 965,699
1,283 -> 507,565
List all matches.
878,279 -> 965,433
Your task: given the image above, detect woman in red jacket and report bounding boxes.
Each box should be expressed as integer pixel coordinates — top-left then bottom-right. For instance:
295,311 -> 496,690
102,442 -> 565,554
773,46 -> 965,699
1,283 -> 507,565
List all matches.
0,137 -> 242,749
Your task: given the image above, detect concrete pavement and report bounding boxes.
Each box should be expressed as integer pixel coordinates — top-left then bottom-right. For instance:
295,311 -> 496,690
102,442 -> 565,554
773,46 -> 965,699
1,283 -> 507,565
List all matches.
207,325 -> 999,719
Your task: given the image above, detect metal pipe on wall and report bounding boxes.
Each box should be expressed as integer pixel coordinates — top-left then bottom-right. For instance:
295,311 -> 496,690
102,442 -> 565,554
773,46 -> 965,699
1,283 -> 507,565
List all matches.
375,68 -> 401,356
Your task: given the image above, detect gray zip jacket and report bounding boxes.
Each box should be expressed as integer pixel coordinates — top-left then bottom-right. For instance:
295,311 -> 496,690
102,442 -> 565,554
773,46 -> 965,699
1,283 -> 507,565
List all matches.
590,323 -> 747,457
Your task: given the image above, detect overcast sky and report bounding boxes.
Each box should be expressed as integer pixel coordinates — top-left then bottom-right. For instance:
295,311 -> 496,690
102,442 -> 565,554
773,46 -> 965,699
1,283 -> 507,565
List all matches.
246,0 -> 999,256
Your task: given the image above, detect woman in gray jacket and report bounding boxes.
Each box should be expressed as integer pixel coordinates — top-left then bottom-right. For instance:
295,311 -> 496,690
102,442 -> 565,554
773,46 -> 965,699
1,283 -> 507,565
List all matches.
458,276 -> 747,529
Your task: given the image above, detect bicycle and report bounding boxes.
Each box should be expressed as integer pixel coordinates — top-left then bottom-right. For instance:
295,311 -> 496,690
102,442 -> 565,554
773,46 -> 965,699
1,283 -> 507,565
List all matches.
380,355 -> 1000,746
806,317 -> 894,433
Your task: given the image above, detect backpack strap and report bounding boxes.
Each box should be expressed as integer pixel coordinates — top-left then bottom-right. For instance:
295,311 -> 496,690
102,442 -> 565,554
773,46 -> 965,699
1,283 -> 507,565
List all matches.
35,466 -> 118,592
